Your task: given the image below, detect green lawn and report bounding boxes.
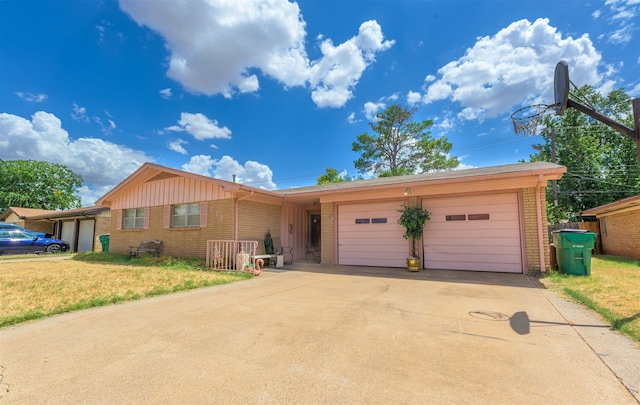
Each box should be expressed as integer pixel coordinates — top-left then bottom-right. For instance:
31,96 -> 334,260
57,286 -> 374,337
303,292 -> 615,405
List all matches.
541,255 -> 640,343
0,252 -> 253,328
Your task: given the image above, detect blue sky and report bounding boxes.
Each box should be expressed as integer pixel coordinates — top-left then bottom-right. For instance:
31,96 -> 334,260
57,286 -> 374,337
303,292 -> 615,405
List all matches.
1,0 -> 639,206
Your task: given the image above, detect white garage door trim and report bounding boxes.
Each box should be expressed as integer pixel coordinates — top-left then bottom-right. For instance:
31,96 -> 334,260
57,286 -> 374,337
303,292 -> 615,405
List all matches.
423,193 -> 523,273
338,201 -> 407,267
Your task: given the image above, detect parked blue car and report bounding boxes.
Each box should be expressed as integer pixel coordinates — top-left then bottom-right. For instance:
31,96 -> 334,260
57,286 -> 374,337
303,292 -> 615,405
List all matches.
0,222 -> 47,238
0,230 -> 70,254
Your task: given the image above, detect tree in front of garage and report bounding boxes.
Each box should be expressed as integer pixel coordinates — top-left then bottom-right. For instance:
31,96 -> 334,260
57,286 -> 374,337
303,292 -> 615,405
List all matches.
0,159 -> 83,214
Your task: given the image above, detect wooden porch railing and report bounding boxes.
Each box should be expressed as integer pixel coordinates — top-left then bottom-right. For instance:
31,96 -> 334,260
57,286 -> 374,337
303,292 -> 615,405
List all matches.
206,240 -> 258,271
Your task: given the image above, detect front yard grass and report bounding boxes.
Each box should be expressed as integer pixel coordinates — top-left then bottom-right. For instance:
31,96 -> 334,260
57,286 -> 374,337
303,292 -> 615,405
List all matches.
541,255 -> 640,343
0,252 -> 253,328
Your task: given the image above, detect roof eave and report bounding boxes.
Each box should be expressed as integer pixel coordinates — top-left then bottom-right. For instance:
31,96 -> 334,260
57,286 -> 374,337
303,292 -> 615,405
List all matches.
282,165 -> 567,198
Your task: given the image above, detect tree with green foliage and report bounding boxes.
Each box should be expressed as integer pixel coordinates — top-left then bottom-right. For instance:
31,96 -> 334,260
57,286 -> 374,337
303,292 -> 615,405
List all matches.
316,168 -> 353,185
352,104 -> 459,177
530,87 -> 640,222
0,160 -> 83,213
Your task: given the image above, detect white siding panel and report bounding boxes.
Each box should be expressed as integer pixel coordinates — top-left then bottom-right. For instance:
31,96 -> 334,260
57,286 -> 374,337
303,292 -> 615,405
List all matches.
423,193 -> 522,273
338,201 -> 407,267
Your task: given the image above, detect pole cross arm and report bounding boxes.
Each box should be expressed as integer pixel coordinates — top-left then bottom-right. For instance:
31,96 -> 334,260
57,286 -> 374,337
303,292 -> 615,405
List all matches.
567,99 -> 638,141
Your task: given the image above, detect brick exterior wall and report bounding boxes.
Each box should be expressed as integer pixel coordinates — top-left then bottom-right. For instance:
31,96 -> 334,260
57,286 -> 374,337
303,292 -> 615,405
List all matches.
320,202 -> 334,264
237,200 -> 281,242
600,209 -> 640,259
94,213 -> 111,252
108,199 -> 282,259
522,187 -> 550,273
109,199 -> 235,258
22,220 -> 54,236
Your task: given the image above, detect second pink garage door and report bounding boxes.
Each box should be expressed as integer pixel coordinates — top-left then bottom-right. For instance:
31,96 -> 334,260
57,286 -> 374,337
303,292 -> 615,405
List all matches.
422,193 -> 523,273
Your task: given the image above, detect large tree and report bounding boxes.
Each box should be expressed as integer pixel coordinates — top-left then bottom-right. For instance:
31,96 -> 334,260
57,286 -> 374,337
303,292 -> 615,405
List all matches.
0,160 -> 83,213
530,87 -> 640,222
316,168 -> 354,185
352,104 -> 459,177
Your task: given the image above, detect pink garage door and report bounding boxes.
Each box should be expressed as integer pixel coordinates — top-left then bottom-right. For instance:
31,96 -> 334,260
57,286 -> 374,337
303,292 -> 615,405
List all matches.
338,201 -> 408,267
422,193 -> 523,273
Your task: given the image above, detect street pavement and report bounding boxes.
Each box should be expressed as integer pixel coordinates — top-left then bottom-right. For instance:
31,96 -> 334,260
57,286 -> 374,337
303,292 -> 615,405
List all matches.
1,264 -> 638,404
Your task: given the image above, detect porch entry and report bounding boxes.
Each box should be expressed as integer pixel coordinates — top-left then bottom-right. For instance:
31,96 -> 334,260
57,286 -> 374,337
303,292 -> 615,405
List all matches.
306,212 -> 321,261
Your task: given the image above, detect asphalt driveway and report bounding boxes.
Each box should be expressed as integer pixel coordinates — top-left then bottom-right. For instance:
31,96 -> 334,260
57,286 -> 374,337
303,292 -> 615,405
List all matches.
1,265 -> 638,404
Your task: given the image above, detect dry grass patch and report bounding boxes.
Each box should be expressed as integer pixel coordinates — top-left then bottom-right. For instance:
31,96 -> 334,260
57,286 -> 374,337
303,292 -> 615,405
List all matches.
541,255 -> 640,343
0,255 -> 252,327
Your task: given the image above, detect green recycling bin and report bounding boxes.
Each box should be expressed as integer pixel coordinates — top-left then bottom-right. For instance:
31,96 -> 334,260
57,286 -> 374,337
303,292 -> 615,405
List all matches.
552,230 -> 596,276
99,234 -> 110,252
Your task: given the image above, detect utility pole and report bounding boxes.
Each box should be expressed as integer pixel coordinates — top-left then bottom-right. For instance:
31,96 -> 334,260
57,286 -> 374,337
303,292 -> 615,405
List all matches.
551,129 -> 559,219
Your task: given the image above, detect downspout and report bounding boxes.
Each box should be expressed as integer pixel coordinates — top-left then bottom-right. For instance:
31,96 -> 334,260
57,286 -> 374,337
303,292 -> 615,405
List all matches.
234,191 -> 254,241
535,175 -> 546,273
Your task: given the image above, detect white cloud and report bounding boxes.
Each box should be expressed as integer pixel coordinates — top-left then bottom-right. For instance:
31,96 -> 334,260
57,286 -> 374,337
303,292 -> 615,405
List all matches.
0,112 -> 151,206
182,154 -> 276,190
94,116 -> 117,136
182,154 -> 217,176
165,112 -> 232,141
168,138 -> 188,154
15,92 -> 47,103
71,103 -> 90,122
363,101 -> 385,120
417,18 -> 603,120
238,160 -> 277,189
347,112 -> 359,124
309,20 -> 394,108
598,0 -> 639,44
453,161 -> 477,171
406,91 -> 422,105
608,25 -> 633,44
159,88 -> 173,99
120,0 -> 307,97
436,114 -> 455,132
119,0 -> 393,108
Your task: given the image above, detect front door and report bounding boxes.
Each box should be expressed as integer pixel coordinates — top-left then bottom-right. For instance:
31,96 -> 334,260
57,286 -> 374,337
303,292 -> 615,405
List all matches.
309,213 -> 321,250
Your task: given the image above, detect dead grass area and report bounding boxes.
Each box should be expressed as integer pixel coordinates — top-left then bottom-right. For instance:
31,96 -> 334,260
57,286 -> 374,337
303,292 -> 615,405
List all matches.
0,257 -> 251,327
541,255 -> 640,342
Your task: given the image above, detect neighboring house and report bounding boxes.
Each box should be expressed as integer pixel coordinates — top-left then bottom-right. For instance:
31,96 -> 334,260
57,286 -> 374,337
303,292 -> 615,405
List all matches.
0,206 -> 111,252
578,195 -> 640,260
96,161 -> 565,274
0,207 -> 57,236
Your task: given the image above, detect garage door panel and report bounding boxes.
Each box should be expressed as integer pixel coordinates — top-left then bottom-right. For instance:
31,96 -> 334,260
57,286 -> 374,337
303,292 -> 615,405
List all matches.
340,257 -> 404,267
426,259 -> 522,273
429,212 -> 519,224
428,229 -> 521,240
423,193 -> 522,273
427,195 -> 516,208
340,243 -> 407,254
338,201 -> 406,267
426,251 -> 521,262
426,244 -> 520,255
340,250 -> 407,260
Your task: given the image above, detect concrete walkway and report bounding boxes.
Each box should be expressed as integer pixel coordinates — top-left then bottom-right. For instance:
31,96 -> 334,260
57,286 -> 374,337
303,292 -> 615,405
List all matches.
1,265 -> 638,404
